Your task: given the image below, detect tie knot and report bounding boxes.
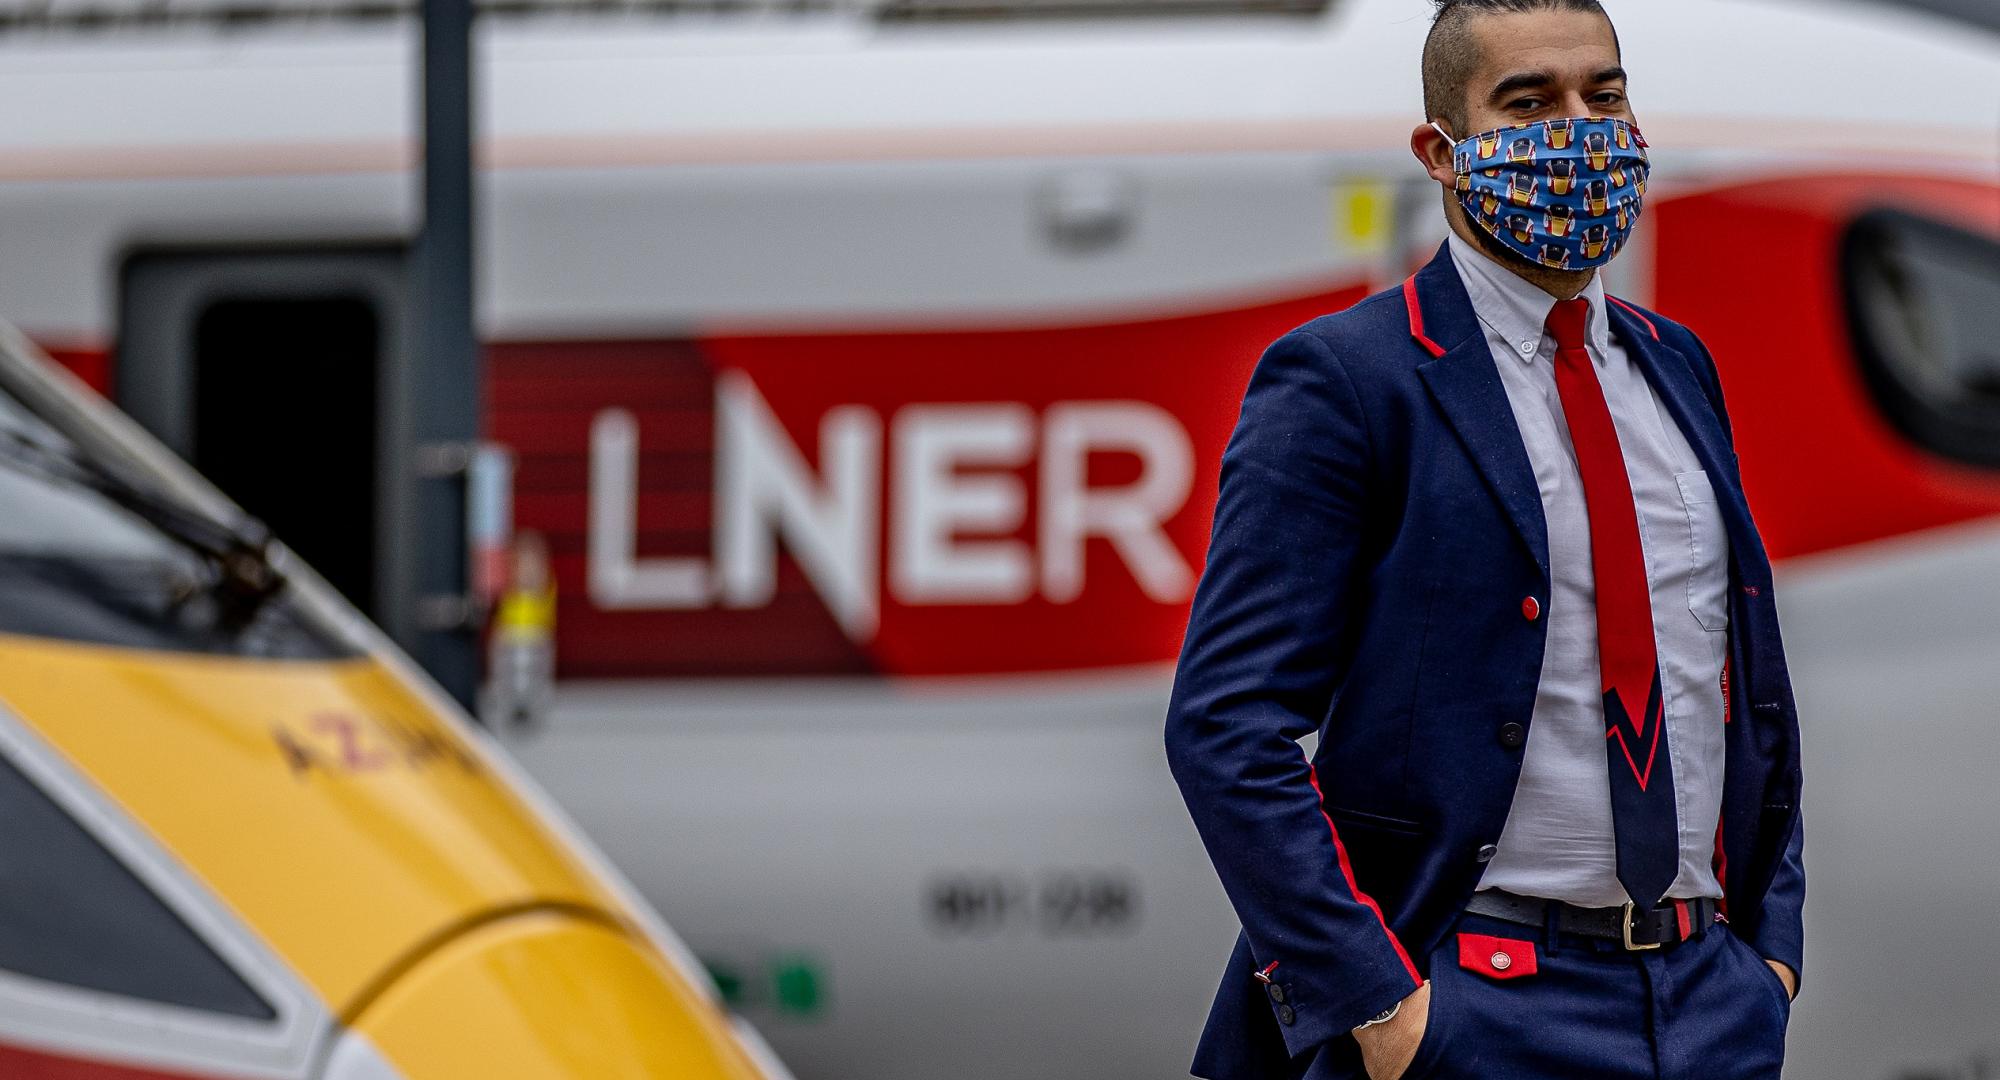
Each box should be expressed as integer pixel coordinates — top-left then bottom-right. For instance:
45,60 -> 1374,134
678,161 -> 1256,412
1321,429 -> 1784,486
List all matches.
1545,297 -> 1591,354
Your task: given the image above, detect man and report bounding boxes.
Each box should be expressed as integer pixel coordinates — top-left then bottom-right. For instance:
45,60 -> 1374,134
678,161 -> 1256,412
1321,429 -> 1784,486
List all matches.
1162,2 -> 1805,1078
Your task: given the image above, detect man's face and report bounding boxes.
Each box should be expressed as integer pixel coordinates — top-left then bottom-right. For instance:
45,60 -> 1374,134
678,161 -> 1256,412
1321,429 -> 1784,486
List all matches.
1410,8 -> 1635,273
1454,9 -> 1633,137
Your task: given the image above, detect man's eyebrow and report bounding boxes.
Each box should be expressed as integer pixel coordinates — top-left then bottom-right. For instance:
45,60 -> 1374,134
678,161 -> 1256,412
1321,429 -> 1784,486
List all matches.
1488,66 -> 1630,104
1488,71 -> 1555,102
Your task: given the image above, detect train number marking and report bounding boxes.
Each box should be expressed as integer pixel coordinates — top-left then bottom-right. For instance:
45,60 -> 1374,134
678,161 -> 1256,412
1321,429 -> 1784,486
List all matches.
271,710 -> 479,779
928,870 -> 1139,936
311,712 -> 390,771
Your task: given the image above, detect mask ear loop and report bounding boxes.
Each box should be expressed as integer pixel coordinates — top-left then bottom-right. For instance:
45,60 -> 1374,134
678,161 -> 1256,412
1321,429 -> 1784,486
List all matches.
1429,122 -> 1464,173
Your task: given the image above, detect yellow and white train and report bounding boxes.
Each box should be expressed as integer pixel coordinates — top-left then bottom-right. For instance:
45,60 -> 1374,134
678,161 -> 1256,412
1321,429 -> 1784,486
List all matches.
0,322 -> 788,1078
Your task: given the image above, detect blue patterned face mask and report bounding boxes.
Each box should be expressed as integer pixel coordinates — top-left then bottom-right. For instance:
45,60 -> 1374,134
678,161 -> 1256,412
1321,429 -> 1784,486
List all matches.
1433,116 -> 1650,271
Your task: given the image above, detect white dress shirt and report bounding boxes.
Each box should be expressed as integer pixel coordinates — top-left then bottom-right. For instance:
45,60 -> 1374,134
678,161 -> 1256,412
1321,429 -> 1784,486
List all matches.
1449,233 -> 1731,908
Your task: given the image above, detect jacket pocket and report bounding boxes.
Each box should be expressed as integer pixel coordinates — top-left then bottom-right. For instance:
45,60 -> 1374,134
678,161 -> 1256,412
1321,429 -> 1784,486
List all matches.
1323,805 -> 1426,838
1320,805 -> 1427,916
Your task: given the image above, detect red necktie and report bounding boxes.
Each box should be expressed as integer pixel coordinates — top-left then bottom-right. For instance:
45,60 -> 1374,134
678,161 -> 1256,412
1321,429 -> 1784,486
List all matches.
1546,297 -> 1679,908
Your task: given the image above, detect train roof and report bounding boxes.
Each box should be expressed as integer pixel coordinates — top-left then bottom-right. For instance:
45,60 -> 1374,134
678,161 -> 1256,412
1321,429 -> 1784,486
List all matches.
0,0 -> 1994,181
1,0 -> 1995,34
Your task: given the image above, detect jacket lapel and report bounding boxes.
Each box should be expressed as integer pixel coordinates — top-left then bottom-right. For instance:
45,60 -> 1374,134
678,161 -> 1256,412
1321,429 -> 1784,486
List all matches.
1604,301 -> 1769,574
1409,247 -> 1551,574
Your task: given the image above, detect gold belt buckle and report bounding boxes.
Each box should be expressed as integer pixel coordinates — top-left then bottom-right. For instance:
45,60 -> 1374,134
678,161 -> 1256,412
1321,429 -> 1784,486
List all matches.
1621,901 -> 1662,951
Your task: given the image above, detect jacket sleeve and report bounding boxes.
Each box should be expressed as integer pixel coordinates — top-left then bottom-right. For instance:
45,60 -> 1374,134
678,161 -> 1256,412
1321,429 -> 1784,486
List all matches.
1682,327 -> 1807,995
1164,328 -> 1423,1058
1751,812 -> 1806,993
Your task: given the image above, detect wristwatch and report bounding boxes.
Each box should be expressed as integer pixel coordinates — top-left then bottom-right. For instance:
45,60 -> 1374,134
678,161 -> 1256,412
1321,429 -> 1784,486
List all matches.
1354,981 -> 1426,1032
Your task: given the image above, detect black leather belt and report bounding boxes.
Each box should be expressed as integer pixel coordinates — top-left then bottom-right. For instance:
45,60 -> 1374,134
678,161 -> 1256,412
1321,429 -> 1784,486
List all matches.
1465,888 -> 1720,950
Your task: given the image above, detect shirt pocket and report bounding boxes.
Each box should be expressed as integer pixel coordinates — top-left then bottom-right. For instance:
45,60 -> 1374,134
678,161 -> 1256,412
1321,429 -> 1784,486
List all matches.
1675,469 -> 1730,632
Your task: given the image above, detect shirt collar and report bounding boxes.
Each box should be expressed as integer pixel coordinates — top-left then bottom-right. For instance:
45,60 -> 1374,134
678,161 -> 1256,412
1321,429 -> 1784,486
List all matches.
1445,231 -> 1612,365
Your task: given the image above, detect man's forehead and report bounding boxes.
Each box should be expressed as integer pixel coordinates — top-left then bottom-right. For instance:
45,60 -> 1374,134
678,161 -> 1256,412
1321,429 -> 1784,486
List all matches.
1464,9 -> 1622,90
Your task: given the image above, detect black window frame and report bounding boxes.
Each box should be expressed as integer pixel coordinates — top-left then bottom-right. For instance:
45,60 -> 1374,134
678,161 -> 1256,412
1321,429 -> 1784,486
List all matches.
1840,207 -> 2000,469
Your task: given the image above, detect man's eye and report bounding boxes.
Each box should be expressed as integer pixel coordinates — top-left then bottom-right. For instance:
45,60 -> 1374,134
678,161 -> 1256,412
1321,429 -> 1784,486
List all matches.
1509,98 -> 1546,111
1594,92 -> 1627,107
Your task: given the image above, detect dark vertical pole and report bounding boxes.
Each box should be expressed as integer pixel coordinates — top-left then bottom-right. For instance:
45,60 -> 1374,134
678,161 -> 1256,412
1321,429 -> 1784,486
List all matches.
410,0 -> 480,709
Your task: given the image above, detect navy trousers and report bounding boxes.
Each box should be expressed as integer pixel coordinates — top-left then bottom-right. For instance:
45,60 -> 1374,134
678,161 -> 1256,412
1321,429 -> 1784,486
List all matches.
1381,909 -> 1791,1080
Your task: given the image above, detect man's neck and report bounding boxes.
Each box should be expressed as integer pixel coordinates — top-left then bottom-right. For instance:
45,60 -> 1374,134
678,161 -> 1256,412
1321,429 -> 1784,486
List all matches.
1446,206 -> 1596,302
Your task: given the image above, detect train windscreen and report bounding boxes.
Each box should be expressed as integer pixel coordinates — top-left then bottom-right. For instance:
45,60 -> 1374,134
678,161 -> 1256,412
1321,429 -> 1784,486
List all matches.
0,383 -> 355,659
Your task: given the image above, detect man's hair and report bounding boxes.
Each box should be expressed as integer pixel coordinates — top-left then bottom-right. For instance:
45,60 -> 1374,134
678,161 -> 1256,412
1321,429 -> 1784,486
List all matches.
1422,0 -> 1618,133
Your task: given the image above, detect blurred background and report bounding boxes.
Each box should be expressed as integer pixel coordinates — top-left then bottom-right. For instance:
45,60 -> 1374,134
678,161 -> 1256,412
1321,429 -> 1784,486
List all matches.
0,0 -> 1996,1077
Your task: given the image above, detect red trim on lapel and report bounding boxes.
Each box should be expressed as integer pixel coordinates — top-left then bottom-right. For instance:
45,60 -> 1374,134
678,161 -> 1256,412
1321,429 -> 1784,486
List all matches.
1457,933 -> 1538,979
1607,296 -> 1660,340
1404,275 -> 1448,358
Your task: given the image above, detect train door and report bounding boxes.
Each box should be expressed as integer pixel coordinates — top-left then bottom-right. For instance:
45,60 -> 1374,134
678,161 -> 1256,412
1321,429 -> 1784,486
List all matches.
115,248 -> 407,625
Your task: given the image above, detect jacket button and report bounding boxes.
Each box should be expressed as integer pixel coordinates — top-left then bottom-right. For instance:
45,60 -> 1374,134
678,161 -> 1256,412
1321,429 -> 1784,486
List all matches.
1521,596 -> 1541,620
1491,951 -> 1513,971
1267,984 -> 1287,1004
1276,1004 -> 1296,1026
1476,843 -> 1499,863
1498,722 -> 1526,749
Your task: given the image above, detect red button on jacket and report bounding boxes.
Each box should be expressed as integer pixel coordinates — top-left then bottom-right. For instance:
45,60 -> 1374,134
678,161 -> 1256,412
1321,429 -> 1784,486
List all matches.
1458,933 -> 1538,980
1521,596 -> 1542,621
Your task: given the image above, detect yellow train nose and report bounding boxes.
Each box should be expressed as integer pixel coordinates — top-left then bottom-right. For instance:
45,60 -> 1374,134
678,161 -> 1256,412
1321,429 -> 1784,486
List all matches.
349,908 -> 770,1080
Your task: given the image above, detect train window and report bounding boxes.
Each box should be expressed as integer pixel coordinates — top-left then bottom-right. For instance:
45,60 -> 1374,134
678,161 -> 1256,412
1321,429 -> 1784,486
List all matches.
1841,208 -> 2000,467
0,750 -> 274,1019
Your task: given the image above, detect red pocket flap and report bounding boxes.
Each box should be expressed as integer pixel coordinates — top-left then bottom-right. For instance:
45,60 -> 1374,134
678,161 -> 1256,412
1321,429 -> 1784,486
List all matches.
1458,933 -> 1538,979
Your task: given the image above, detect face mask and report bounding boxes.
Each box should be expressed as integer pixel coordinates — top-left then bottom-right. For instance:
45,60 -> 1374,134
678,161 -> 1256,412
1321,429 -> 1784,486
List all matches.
1433,116 -> 1649,271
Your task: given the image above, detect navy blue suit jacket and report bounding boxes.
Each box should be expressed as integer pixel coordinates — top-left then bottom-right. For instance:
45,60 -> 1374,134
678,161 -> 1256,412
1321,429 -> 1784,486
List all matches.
1163,243 -> 1805,1080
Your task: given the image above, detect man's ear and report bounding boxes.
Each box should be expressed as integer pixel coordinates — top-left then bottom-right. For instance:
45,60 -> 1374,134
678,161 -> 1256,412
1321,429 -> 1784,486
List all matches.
1410,122 -> 1458,187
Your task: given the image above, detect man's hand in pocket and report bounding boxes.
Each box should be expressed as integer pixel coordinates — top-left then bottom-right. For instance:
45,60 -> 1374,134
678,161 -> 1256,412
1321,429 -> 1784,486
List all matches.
1354,980 -> 1432,1080
1767,960 -> 1797,1001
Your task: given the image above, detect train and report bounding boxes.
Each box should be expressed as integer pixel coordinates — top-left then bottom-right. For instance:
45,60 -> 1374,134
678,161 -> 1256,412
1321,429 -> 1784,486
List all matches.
0,320 -> 793,1076
2,0 -> 1998,1076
